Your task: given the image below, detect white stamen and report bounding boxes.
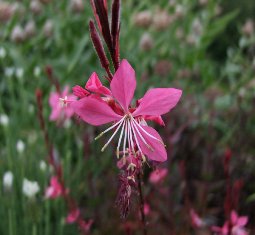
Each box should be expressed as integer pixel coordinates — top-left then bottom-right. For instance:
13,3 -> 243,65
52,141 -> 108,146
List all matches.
101,118 -> 125,152
123,118 -> 128,156
127,120 -> 135,154
59,96 -> 68,107
116,120 -> 126,158
95,115 -> 126,140
130,119 -> 144,157
130,118 -> 154,151
131,116 -> 165,145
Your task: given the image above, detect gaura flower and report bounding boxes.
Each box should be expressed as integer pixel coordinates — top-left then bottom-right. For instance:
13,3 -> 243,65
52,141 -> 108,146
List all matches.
212,210 -> 249,235
149,168 -> 168,184
49,86 -> 76,122
190,209 -> 205,228
71,59 -> 182,162
45,176 -> 66,199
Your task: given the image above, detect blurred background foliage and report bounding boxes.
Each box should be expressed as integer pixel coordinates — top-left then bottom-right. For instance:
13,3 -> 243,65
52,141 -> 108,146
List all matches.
0,0 -> 255,234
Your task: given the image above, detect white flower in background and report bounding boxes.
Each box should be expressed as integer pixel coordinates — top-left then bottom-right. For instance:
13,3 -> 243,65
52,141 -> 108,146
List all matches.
16,67 -> 24,79
33,66 -> 41,77
5,67 -> 14,77
22,178 -> 40,198
3,171 -> 13,189
0,114 -> 9,126
16,140 -> 25,153
39,160 -> 47,171
0,47 -> 6,58
11,25 -> 25,43
43,20 -> 54,37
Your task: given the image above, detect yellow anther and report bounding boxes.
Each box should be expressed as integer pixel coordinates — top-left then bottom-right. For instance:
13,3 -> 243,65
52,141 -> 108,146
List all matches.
95,132 -> 104,140
127,163 -> 136,171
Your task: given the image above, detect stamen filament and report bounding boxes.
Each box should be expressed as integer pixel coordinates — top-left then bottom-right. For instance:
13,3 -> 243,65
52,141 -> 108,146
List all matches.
95,115 -> 126,140
116,120 -> 126,158
130,118 -> 154,151
131,116 -> 165,146
101,118 -> 125,152
130,119 -> 145,158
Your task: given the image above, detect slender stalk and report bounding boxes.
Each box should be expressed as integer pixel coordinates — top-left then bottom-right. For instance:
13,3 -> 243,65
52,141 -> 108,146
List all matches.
137,172 -> 147,235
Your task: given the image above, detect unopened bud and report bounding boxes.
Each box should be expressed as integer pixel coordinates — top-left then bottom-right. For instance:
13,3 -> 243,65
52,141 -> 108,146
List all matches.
43,20 -> 54,37
153,10 -> 172,31
140,33 -> 154,51
30,0 -> 42,15
70,0 -> 84,13
133,10 -> 152,28
242,19 -> 254,36
11,25 -> 25,43
0,2 -> 14,22
25,21 -> 36,38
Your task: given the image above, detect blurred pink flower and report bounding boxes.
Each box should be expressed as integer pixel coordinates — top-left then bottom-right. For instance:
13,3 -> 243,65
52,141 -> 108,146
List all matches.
143,203 -> 150,216
149,168 -> 168,184
212,210 -> 249,235
190,209 -> 205,228
49,86 -> 76,122
66,208 -> 80,224
45,176 -> 65,199
72,59 -> 182,162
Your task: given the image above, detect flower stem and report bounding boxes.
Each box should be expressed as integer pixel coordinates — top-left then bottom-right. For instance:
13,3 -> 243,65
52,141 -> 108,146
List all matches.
137,172 -> 147,235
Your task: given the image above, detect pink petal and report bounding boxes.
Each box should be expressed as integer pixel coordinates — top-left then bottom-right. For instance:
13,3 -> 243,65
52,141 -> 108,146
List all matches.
66,208 -> 80,224
49,106 -> 61,121
71,97 -> 122,126
85,72 -> 111,96
136,125 -> 167,162
72,85 -> 89,98
110,59 -> 136,112
144,115 -> 165,126
133,88 -> 182,117
149,168 -> 168,184
237,216 -> 248,227
231,211 -> 238,224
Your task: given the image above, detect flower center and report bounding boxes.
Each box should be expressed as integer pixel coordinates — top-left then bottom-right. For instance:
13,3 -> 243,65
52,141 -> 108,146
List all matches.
94,113 -> 164,160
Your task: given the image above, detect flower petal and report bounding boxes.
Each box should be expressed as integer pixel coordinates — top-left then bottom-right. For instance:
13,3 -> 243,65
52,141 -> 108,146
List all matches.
71,97 -> 122,126
86,72 -> 111,96
110,59 -> 136,111
133,88 -> 182,117
237,216 -> 248,226
136,125 -> 167,162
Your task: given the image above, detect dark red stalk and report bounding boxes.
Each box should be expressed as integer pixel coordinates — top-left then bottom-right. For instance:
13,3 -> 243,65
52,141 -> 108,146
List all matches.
137,172 -> 147,235
35,89 -> 91,235
93,0 -> 114,61
89,20 -> 112,81
111,0 -> 120,69
45,66 -> 61,94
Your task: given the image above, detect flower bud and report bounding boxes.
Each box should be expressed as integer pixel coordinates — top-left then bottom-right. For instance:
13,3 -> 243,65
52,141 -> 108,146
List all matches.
139,33 -> 154,51
153,10 -> 172,31
133,10 -> 152,28
30,0 -> 42,15
70,0 -> 84,13
11,25 -> 25,43
43,20 -> 54,37
0,2 -> 14,22
25,21 -> 36,38
242,19 -> 254,36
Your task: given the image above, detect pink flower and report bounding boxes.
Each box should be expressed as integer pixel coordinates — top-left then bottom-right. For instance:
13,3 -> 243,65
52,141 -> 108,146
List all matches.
143,203 -> 150,216
45,176 -> 65,199
149,168 -> 168,184
72,59 -> 182,162
49,86 -> 76,122
212,210 -> 249,235
190,209 -> 205,228
66,208 -> 80,224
